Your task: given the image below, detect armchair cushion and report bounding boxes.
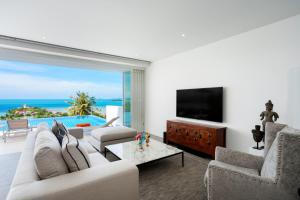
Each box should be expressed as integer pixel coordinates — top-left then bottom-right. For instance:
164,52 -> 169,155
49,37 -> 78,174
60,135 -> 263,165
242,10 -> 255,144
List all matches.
206,160 -> 293,200
215,146 -> 264,171
261,126 -> 300,180
204,161 -> 259,187
261,132 -> 280,180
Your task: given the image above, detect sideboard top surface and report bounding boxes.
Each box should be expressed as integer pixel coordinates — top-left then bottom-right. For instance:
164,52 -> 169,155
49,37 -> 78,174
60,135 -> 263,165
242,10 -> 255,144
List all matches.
168,119 -> 226,130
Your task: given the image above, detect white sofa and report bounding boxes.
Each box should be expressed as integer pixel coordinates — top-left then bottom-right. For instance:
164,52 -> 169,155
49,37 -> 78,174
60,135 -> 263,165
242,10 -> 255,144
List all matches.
7,128 -> 139,200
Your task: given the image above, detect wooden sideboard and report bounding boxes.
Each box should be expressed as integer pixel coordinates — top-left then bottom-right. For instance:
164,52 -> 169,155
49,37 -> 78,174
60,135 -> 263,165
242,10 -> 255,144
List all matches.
165,120 -> 226,158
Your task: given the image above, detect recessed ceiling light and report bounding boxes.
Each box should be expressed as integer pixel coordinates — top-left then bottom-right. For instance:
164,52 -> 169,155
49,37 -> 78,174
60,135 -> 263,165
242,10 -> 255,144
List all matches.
181,33 -> 186,37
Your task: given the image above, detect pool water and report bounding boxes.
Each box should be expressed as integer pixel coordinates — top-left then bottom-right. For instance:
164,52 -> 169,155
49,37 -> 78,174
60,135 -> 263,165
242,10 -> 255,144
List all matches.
0,115 -> 106,131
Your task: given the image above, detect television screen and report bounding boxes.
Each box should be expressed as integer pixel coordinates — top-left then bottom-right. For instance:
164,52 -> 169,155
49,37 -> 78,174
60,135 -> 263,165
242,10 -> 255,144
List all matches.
176,87 -> 223,122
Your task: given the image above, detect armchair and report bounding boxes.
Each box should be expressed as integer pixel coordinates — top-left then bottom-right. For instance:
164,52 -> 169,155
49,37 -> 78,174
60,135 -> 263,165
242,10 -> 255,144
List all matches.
205,122 -> 300,200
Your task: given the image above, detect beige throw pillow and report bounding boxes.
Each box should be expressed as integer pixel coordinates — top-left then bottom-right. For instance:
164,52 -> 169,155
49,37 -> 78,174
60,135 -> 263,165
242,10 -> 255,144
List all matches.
34,130 -> 69,179
62,134 -> 91,172
33,122 -> 50,136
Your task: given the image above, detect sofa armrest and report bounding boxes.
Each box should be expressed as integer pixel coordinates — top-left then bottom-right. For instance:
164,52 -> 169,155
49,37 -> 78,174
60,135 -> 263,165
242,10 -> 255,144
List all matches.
207,160 -> 291,200
7,160 -> 139,200
68,127 -> 83,139
215,146 -> 264,171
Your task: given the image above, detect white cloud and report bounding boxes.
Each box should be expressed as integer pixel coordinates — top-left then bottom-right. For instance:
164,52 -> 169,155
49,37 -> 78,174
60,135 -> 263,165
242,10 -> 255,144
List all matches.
0,60 -> 47,73
0,72 -> 122,99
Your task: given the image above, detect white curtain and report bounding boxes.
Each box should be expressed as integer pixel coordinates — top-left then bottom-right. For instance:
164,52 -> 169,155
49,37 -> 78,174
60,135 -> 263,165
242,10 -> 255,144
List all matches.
131,69 -> 145,131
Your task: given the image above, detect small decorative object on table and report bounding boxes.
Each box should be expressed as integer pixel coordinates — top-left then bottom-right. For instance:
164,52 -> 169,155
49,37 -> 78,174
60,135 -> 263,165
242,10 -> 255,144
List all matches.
251,125 -> 264,150
145,131 -> 150,147
135,132 -> 146,150
260,100 -> 279,132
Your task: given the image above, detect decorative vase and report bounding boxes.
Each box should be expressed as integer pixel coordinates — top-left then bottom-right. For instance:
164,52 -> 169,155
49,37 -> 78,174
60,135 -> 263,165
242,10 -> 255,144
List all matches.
251,125 -> 264,150
145,132 -> 150,147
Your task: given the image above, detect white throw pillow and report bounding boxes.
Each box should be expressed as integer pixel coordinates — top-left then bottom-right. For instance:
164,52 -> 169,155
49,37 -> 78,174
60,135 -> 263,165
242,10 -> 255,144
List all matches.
62,134 -> 91,172
34,130 -> 69,179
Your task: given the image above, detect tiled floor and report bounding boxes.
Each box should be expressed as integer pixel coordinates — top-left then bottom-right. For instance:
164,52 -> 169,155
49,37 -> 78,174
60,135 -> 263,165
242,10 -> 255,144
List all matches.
0,133 -> 26,155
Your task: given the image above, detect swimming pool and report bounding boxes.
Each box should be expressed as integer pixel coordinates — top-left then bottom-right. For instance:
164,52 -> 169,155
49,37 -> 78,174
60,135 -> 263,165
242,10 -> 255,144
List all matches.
0,115 -> 106,131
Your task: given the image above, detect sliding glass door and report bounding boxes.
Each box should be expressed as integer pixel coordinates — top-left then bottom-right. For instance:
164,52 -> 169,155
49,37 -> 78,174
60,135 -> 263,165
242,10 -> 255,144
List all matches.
123,71 -> 131,127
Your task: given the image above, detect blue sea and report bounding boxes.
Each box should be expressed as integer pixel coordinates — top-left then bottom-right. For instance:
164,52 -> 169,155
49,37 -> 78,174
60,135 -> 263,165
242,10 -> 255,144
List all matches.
0,99 -> 122,116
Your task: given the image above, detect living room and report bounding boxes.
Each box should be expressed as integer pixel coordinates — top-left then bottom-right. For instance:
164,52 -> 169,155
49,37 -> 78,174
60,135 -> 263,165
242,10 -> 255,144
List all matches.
0,1 -> 300,200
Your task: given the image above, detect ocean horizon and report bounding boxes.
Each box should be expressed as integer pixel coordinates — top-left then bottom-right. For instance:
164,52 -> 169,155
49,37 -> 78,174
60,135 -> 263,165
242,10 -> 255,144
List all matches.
0,98 -> 122,116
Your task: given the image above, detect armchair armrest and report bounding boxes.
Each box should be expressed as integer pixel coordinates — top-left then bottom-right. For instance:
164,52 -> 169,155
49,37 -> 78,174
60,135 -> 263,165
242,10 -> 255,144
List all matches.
68,127 -> 83,139
207,160 -> 291,200
215,146 -> 264,171
7,160 -> 139,200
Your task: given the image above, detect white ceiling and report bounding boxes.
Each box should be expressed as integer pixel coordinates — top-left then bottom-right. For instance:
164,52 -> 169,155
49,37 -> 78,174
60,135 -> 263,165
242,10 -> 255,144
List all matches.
0,0 -> 300,62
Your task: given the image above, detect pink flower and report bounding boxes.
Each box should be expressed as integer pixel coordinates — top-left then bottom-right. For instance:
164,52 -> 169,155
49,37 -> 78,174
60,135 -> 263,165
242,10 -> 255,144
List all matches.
135,133 -> 142,140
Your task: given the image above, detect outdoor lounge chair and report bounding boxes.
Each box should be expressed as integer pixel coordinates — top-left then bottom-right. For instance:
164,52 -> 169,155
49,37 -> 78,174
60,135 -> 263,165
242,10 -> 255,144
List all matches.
4,119 -> 32,142
100,116 -> 120,127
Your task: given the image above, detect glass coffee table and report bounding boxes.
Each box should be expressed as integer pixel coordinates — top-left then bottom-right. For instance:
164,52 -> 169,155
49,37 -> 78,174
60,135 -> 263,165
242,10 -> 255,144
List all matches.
104,139 -> 184,167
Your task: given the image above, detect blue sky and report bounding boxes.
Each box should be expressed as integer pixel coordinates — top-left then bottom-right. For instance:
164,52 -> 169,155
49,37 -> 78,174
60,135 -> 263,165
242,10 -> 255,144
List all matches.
0,60 -> 123,99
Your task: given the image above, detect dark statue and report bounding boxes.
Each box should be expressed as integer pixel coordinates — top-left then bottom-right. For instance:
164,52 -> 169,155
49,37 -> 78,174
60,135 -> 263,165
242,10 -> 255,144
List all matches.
260,100 -> 279,131
252,125 -> 264,149
251,100 -> 279,149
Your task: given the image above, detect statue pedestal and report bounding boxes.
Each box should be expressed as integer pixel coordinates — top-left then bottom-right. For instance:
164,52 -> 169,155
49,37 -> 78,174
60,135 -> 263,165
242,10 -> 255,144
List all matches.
252,144 -> 264,150
249,146 -> 264,157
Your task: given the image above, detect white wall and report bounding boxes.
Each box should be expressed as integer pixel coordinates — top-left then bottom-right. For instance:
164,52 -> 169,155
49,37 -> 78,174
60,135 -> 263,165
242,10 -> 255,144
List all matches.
106,106 -> 123,126
145,15 -> 300,152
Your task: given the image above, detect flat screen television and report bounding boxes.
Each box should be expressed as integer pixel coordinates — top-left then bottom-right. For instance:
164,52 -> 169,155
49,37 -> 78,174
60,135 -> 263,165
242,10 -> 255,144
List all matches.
176,87 -> 223,122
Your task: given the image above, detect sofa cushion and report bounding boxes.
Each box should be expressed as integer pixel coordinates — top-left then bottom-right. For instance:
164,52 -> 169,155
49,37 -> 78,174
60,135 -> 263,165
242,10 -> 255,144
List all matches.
62,134 -> 91,172
89,152 -> 109,167
34,130 -> 69,179
91,126 -> 137,142
35,122 -> 50,135
52,120 -> 69,145
79,138 -> 98,154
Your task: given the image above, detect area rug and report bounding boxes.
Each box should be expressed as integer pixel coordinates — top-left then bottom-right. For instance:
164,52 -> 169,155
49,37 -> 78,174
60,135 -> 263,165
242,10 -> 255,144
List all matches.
106,151 -> 210,200
1,151 -> 210,200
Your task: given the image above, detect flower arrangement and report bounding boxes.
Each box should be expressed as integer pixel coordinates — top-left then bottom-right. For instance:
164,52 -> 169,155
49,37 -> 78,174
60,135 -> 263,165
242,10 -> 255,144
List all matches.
135,131 -> 151,149
136,132 -> 146,149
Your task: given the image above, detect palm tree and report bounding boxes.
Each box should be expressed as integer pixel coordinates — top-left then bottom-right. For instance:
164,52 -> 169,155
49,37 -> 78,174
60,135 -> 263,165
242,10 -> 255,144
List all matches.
68,91 -> 96,116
